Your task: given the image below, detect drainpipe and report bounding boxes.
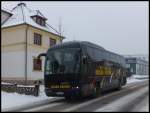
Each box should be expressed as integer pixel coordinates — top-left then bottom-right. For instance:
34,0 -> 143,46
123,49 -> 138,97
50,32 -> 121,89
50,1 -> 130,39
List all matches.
25,25 -> 29,85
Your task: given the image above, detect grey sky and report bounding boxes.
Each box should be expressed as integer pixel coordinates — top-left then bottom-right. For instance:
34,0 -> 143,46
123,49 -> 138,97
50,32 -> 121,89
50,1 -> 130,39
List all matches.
2,1 -> 149,55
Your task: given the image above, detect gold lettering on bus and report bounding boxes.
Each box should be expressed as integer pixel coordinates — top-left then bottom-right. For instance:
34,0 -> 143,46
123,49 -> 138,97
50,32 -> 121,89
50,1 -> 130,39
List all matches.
95,66 -> 112,76
50,85 -> 70,88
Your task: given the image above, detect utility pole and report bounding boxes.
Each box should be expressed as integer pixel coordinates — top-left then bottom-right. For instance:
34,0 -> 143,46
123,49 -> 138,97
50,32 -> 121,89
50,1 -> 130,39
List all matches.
58,17 -> 64,43
58,16 -> 62,36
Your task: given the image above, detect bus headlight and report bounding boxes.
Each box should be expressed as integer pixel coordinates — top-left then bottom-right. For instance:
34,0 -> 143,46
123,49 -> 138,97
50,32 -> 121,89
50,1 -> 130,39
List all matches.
76,86 -> 79,89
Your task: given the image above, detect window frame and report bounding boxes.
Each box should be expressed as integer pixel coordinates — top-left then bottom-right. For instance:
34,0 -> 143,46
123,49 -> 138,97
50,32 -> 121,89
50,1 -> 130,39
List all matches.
50,38 -> 56,47
34,33 -> 42,45
33,58 -> 42,71
35,16 -> 46,26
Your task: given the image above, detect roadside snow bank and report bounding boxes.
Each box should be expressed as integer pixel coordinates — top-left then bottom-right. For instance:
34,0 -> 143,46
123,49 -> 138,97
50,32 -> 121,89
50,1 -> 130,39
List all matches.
127,74 -> 149,84
1,85 -> 54,110
133,75 -> 149,79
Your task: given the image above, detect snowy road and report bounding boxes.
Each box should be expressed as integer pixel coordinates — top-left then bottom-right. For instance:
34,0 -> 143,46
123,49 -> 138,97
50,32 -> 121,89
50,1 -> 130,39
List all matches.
3,80 -> 149,112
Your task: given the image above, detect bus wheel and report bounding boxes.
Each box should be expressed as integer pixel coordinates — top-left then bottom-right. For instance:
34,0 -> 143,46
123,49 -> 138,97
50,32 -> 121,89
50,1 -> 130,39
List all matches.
65,96 -> 72,100
116,79 -> 122,90
92,83 -> 101,98
65,95 -> 76,100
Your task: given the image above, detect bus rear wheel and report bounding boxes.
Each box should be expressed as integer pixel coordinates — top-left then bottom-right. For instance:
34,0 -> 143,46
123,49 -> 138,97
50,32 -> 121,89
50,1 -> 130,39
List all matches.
116,79 -> 122,90
92,83 -> 101,98
65,95 -> 78,100
65,96 -> 72,100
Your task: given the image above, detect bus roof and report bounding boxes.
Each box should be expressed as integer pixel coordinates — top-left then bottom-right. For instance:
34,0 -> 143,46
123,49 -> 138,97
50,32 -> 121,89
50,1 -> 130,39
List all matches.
48,41 -> 105,51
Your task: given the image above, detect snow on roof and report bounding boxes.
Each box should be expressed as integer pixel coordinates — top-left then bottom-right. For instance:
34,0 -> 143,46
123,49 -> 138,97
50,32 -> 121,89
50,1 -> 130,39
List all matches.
2,7 -> 13,15
2,3 -> 61,36
30,10 -> 47,20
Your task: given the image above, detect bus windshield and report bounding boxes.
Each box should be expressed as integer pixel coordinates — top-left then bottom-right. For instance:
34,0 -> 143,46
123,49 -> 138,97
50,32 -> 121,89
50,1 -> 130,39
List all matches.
45,48 -> 80,75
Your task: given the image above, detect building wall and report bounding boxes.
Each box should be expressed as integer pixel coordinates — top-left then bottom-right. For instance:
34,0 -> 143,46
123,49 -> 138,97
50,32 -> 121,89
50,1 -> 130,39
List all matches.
2,24 -> 62,84
27,26 -> 61,48
26,26 -> 61,81
27,51 -> 45,80
125,57 -> 149,75
2,25 -> 26,80
135,63 -> 148,75
2,51 -> 25,80
2,25 -> 26,46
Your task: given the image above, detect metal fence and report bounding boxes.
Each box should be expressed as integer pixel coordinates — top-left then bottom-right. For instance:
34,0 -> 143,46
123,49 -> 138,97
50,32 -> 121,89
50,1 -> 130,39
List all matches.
1,83 -> 40,96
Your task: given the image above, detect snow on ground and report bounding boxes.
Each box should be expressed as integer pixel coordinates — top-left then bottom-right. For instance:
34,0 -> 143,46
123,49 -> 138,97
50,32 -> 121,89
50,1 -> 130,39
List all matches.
95,86 -> 148,112
1,74 -> 149,110
127,74 -> 149,84
1,85 -> 55,110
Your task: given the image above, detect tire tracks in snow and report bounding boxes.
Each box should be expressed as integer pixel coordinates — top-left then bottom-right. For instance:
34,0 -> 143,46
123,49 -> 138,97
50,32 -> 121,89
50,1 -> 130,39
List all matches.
4,80 -> 148,112
62,81 -> 148,112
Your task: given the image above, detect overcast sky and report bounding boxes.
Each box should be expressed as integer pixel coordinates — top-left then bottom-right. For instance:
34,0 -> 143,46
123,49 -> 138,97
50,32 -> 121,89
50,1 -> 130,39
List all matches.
2,1 -> 149,55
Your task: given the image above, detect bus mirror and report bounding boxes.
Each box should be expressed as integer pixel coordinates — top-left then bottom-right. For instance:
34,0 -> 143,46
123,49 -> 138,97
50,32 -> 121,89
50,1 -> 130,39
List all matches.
83,55 -> 87,64
37,53 -> 46,59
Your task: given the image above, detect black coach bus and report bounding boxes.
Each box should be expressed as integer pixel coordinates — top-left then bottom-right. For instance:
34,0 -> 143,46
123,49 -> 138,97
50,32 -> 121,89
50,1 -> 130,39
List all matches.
38,41 -> 127,99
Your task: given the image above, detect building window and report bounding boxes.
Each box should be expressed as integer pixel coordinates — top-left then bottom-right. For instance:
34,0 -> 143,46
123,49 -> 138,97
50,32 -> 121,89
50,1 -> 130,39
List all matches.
35,16 -> 45,26
34,33 -> 42,45
41,20 -> 45,26
31,15 -> 46,26
50,38 -> 56,47
33,58 -> 42,71
36,18 -> 40,24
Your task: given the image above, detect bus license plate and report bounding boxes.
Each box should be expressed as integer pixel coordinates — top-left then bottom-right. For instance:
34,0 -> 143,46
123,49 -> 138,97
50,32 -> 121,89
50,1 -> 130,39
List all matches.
56,92 -> 64,95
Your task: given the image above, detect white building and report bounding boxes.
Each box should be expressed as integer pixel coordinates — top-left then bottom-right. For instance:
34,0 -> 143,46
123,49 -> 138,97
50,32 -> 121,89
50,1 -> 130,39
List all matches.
1,3 -> 64,85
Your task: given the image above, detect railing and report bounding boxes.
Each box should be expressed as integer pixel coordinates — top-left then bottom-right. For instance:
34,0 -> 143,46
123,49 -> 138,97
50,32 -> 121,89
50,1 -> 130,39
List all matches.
1,82 -> 40,96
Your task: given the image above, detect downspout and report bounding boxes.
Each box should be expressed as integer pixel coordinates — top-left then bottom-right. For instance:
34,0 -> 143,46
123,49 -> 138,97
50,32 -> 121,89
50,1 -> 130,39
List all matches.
25,25 -> 29,85
20,4 -> 28,85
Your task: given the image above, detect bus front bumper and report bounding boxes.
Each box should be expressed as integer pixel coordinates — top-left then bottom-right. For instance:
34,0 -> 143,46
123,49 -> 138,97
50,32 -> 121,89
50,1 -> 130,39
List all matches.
45,87 -> 81,97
